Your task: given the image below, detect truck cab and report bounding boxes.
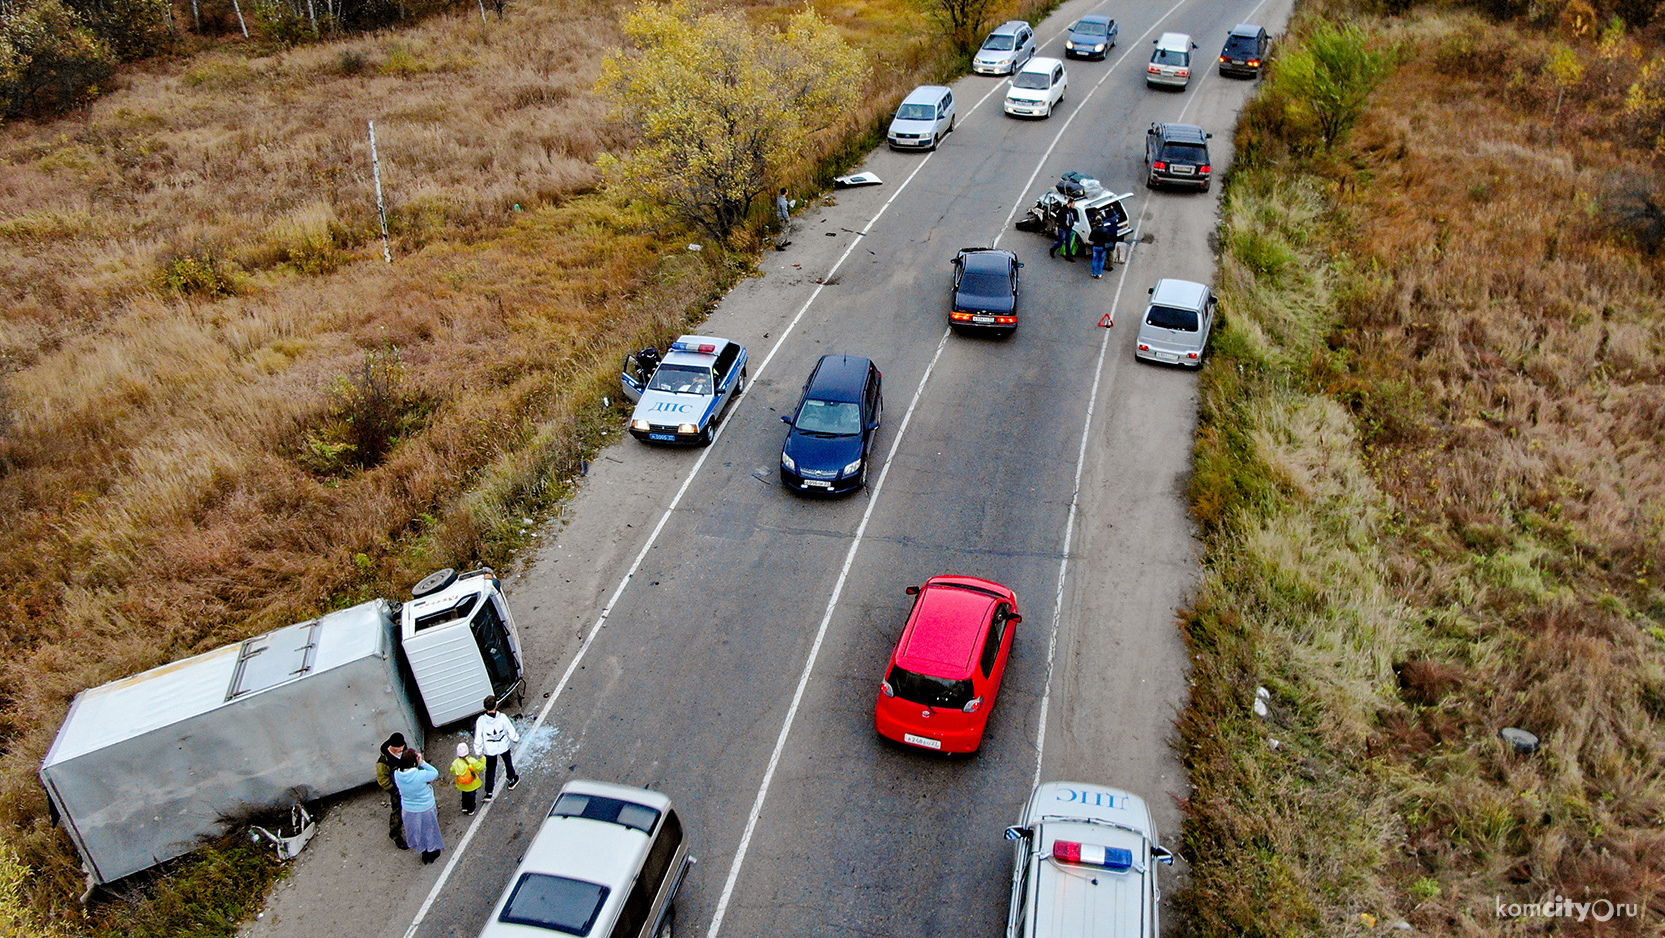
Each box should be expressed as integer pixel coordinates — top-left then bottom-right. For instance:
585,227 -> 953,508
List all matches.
400,567 -> 525,726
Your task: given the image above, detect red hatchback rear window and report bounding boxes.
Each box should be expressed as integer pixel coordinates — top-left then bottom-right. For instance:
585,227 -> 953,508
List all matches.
886,664 -> 976,708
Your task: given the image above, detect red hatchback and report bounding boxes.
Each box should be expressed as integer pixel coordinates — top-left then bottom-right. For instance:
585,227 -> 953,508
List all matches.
875,576 -> 1022,754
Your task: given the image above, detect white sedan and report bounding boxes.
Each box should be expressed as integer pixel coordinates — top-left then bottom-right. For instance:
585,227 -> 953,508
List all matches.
1004,57 -> 1067,118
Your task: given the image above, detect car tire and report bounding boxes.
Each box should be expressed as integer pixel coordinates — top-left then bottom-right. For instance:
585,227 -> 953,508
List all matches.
1146,174 -> 1158,189
948,113 -> 956,132
1201,180 -> 1211,193
655,907 -> 675,938
928,132 -> 940,151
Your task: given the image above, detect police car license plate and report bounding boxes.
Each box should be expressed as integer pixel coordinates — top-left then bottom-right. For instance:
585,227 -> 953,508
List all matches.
904,733 -> 942,750
649,432 -> 677,441
1155,351 -> 1179,362
805,480 -> 831,488
973,316 -> 995,324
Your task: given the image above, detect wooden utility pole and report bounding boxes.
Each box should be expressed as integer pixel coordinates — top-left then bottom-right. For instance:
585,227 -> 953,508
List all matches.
369,121 -> 393,263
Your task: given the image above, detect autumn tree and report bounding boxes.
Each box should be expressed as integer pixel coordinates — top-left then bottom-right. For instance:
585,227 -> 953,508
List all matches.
1276,21 -> 1389,150
597,1 -> 869,241
0,0 -> 114,119
917,0 -> 997,56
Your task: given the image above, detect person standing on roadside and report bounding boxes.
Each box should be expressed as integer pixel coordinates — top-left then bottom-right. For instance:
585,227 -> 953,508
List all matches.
473,695 -> 521,800
393,749 -> 445,864
451,742 -> 486,816
376,732 -> 408,850
774,186 -> 792,249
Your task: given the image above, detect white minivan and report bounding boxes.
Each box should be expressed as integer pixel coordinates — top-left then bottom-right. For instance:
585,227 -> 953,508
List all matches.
1146,32 -> 1198,88
1004,782 -> 1175,938
479,780 -> 693,938
888,85 -> 956,150
1004,57 -> 1067,119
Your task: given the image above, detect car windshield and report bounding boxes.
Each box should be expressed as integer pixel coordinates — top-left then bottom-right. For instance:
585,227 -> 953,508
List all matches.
982,35 -> 1016,51
499,874 -> 609,936
1012,71 -> 1052,90
647,364 -> 712,395
888,664 -> 976,709
1074,21 -> 1108,35
1161,143 -> 1208,163
960,269 -> 1010,299
794,399 -> 862,436
896,103 -> 935,121
1147,305 -> 1199,332
1153,48 -> 1189,66
551,793 -> 660,834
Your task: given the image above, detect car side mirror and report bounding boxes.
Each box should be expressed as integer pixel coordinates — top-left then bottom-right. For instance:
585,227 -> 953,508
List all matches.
1148,287 -> 1155,294
1152,845 -> 1177,865
1009,614 -> 1023,624
905,585 -> 921,595
780,415 -> 793,425
1004,826 -> 1031,841
1016,261 -> 1025,268
1206,132 -> 1214,138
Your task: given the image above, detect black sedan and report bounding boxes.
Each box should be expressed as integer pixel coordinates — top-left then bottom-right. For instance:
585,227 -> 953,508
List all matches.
780,354 -> 883,495
949,247 -> 1022,336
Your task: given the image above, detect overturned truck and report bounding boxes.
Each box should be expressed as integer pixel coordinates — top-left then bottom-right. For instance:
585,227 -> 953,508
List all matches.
40,568 -> 524,888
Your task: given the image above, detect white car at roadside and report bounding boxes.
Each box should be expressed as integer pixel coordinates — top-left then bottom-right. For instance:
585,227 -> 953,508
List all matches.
1004,57 -> 1067,119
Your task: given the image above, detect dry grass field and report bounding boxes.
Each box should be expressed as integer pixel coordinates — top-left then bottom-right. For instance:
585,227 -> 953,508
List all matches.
0,0 -> 1059,932
1181,3 -> 1665,935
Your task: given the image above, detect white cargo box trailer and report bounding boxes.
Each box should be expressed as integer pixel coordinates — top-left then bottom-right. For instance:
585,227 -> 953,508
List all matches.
39,599 -> 424,886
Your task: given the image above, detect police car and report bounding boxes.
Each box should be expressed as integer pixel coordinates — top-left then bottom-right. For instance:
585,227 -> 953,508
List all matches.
1003,782 -> 1176,938
621,336 -> 749,446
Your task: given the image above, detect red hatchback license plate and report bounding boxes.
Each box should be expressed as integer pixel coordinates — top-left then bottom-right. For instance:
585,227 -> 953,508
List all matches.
903,733 -> 942,750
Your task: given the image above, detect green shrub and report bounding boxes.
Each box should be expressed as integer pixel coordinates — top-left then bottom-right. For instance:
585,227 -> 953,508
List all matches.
158,247 -> 241,297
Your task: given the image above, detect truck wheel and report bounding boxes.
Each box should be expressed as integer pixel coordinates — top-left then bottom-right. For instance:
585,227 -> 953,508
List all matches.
412,568 -> 458,598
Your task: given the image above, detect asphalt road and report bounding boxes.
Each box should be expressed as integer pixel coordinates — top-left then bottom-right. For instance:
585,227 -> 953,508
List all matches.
243,1 -> 1293,936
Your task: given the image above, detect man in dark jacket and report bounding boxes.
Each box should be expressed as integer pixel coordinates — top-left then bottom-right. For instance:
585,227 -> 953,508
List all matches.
1089,215 -> 1121,279
376,732 -> 409,849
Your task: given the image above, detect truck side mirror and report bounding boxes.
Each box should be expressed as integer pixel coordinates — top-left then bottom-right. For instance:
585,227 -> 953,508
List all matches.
1004,826 -> 1032,841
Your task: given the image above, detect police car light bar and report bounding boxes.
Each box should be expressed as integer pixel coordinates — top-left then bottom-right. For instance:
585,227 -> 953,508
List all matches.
1052,841 -> 1134,871
669,340 -> 718,354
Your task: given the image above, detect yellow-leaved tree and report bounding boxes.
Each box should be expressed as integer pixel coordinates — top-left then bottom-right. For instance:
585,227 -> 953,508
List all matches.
597,2 -> 869,240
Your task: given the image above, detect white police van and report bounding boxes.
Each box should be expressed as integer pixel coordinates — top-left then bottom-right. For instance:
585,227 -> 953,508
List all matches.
621,335 -> 748,446
1003,782 -> 1175,938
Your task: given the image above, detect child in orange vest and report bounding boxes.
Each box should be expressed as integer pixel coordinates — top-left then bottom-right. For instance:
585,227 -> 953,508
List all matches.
451,743 -> 486,816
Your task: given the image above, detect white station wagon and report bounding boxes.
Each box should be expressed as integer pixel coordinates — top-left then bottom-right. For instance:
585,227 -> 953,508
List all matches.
479,780 -> 693,938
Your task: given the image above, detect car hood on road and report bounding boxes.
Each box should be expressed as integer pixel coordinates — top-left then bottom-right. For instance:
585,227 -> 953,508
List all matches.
1005,87 -> 1052,103
783,430 -> 863,475
889,117 -> 937,135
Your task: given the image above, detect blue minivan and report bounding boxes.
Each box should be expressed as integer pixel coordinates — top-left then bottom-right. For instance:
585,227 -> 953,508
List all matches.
779,355 -> 883,495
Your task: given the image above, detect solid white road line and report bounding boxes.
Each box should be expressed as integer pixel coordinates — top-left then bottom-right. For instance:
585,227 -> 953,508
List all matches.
703,327 -> 953,938
401,127 -> 943,938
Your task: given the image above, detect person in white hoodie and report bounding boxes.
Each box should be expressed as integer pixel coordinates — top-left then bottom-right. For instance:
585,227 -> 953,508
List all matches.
473,695 -> 521,800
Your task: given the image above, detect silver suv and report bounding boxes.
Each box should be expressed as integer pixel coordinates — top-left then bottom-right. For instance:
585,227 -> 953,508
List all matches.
973,21 -> 1036,75
1136,279 -> 1216,367
479,780 -> 693,938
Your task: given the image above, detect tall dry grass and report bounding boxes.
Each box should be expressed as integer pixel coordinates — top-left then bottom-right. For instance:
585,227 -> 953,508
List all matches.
0,0 -> 1059,931
1181,6 -> 1665,936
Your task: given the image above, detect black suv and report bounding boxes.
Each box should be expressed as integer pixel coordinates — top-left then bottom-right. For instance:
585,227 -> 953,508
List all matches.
1145,123 -> 1213,191
1218,23 -> 1269,77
